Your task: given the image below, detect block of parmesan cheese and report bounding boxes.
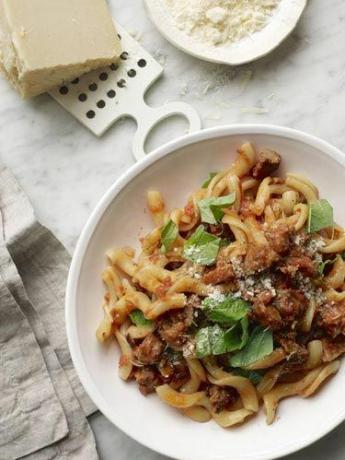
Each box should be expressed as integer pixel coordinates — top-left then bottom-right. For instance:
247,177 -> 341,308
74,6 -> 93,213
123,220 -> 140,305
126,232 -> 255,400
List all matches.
0,0 -> 121,98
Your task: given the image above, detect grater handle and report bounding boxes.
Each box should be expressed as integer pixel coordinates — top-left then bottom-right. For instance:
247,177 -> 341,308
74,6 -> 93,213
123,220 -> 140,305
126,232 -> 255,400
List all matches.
131,102 -> 201,162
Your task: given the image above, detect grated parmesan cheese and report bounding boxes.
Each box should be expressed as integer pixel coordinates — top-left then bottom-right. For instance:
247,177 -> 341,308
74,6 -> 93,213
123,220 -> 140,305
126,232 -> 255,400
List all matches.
182,340 -> 196,358
163,0 -> 281,47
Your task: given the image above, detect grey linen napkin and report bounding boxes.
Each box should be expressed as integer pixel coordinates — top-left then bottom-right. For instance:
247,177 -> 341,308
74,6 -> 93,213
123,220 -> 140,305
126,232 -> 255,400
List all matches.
0,163 -> 98,459
0,266 -> 69,459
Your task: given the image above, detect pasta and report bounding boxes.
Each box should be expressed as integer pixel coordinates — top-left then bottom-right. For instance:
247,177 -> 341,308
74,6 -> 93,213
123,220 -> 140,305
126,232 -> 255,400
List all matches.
96,143 -> 344,428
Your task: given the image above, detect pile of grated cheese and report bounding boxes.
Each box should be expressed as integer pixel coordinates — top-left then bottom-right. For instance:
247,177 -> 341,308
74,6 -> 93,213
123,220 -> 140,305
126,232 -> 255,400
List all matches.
163,0 -> 281,47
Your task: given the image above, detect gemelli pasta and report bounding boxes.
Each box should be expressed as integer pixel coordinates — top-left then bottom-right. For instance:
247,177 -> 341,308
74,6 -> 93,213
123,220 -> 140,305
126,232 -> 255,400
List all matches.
97,143 -> 344,427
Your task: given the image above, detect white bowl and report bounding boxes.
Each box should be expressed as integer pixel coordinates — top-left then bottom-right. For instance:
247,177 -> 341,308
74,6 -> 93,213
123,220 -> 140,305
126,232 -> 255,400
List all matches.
66,125 -> 345,460
144,0 -> 307,65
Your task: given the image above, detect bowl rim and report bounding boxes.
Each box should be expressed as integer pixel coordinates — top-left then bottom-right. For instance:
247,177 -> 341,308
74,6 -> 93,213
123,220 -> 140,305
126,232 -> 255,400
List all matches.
66,124 -> 345,460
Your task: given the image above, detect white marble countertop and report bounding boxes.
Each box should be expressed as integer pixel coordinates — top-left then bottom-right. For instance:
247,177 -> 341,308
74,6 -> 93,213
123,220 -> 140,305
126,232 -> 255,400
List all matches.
1,0 -> 345,458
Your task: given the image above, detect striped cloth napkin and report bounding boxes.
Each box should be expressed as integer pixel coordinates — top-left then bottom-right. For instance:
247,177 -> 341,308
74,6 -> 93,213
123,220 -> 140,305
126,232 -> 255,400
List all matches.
0,163 -> 98,460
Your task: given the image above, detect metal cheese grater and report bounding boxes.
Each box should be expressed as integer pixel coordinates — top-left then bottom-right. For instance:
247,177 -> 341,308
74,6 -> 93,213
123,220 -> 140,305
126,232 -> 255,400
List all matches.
49,22 -> 201,162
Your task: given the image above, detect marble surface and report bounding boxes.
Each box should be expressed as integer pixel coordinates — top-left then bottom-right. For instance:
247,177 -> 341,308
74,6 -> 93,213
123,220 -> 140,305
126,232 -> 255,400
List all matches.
1,0 -> 345,458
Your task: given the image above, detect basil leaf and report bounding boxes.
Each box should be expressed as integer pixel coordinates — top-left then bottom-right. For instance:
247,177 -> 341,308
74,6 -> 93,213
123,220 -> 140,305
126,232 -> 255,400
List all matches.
202,295 -> 250,325
207,324 -> 227,355
161,219 -> 178,253
220,238 -> 232,248
318,257 -> 337,275
239,317 -> 249,349
230,326 -> 273,368
129,309 -> 153,327
195,319 -> 249,358
231,368 -> 263,385
197,193 -> 236,225
213,318 -> 249,354
202,172 -> 218,188
195,327 -> 212,358
308,199 -> 334,233
197,200 -> 218,225
183,225 -> 221,266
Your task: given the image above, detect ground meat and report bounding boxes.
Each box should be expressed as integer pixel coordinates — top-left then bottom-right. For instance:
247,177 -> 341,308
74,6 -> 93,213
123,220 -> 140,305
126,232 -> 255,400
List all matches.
277,336 -> 309,372
251,288 -> 306,330
203,256 -> 235,285
207,385 -> 239,413
264,223 -> 291,254
158,355 -> 190,390
252,149 -> 281,180
280,250 -> 316,278
317,301 -> 345,338
208,224 -> 224,236
251,303 -> 284,330
207,222 -> 235,240
255,289 -> 275,305
251,290 -> 283,329
134,333 -> 164,365
274,289 -> 307,322
244,243 -> 279,274
134,366 -> 162,395
165,261 -> 184,271
322,337 -> 345,362
157,307 -> 194,349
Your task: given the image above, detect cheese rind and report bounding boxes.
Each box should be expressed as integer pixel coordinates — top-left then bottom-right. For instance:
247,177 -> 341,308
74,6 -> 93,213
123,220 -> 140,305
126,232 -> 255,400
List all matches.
0,0 -> 121,97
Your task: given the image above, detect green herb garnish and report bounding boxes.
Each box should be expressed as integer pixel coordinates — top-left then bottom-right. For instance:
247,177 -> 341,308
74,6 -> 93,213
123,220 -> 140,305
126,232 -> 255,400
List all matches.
197,193 -> 236,225
230,326 -> 273,368
318,256 -> 337,275
308,199 -> 334,233
202,294 -> 250,325
161,219 -> 178,253
195,326 -> 213,358
195,319 -> 248,358
129,309 -> 153,327
219,238 -> 232,247
202,172 -> 218,189
231,368 -> 263,385
183,225 -> 221,266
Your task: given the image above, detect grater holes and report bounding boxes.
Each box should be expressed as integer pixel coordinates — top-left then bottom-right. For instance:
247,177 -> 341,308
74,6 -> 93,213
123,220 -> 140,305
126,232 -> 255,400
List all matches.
71,78 -> 79,84
127,69 -> 136,78
99,72 -> 108,81
107,89 -> 116,98
117,33 -> 121,40
86,110 -> 95,119
138,59 -> 147,68
120,51 -> 129,60
117,79 -> 126,88
59,86 -> 69,95
89,83 -> 98,91
79,93 -> 87,102
110,63 -> 118,71
97,100 -> 106,109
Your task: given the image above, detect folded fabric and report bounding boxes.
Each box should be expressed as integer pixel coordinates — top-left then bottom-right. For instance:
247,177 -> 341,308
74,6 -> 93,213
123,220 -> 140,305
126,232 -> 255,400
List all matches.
0,163 -> 96,417
0,163 -> 98,459
0,235 -> 98,460
0,268 -> 69,458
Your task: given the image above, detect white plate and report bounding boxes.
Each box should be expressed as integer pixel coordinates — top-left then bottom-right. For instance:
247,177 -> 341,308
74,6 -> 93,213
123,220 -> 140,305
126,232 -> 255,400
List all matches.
66,125 -> 345,460
144,0 -> 307,65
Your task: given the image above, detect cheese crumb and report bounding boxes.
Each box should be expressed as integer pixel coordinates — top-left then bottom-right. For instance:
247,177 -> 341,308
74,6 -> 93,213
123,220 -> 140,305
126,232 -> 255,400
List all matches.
164,0 -> 281,47
205,7 -> 227,24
